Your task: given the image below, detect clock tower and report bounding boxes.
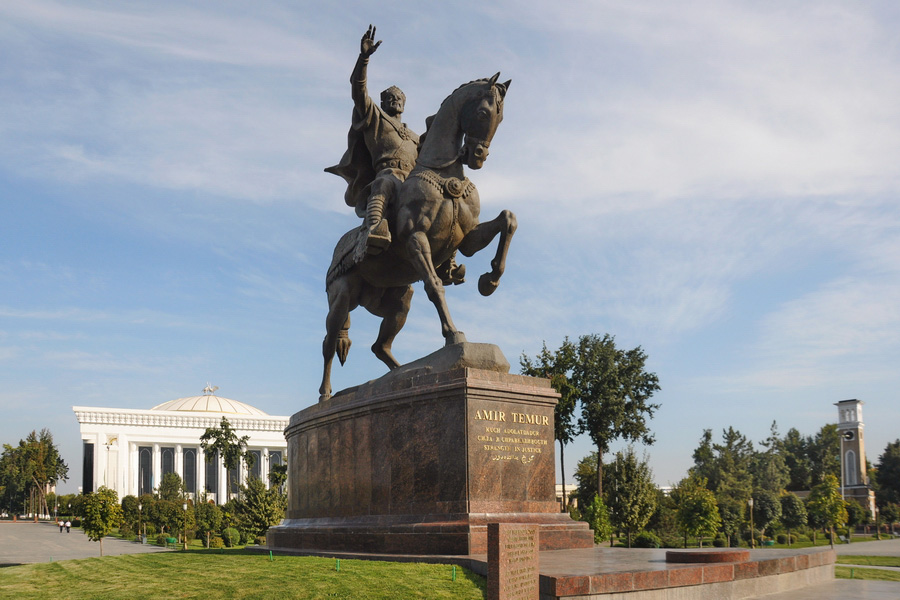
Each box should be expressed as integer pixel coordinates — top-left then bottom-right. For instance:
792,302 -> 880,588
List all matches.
835,399 -> 875,517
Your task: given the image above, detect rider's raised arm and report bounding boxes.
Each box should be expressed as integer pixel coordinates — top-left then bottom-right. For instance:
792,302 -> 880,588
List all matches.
351,25 -> 381,116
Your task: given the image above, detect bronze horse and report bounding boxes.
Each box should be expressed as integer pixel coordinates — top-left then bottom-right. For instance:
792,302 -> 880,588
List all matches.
319,73 -> 514,401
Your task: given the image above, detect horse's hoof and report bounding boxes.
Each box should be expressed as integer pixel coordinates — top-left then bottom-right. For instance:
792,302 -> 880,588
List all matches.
478,273 -> 499,296
445,331 -> 467,345
319,393 -> 331,403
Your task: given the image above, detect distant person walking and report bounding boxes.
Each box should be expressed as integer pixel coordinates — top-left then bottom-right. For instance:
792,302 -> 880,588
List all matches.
65,520 -> 71,533
59,520 -> 64,533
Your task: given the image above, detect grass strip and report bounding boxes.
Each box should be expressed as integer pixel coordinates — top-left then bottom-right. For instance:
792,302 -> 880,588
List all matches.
836,555 -> 900,568
836,566 -> 900,582
0,551 -> 486,599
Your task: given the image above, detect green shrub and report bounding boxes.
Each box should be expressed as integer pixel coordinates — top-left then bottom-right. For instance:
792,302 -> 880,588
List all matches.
119,523 -> 133,538
210,536 -> 225,549
713,536 -> 726,547
776,534 -> 787,544
633,531 -> 660,548
155,533 -> 169,546
144,524 -> 157,536
223,527 -> 240,548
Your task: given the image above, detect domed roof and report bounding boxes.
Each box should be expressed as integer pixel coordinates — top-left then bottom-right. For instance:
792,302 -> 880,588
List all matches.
151,386 -> 269,416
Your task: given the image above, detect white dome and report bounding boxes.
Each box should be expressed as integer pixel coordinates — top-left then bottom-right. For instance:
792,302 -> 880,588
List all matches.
151,394 -> 269,416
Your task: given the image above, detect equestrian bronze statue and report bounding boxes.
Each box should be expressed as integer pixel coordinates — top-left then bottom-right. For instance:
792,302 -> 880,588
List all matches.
320,26 -> 514,401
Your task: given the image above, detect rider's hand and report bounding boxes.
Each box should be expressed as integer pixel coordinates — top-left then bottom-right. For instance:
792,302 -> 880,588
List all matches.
361,24 -> 382,57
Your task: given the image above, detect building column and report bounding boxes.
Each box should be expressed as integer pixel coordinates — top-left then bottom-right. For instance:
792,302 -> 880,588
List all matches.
218,458 -> 228,503
197,447 -> 206,500
130,443 -> 139,496
175,444 -> 183,479
152,444 -> 161,493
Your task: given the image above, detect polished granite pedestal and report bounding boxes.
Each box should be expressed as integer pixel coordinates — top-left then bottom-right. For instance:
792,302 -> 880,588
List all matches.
266,343 -> 593,555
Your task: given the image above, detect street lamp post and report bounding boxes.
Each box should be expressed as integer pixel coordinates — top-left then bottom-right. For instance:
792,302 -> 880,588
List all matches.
182,502 -> 188,551
748,497 -> 755,549
138,502 -> 143,544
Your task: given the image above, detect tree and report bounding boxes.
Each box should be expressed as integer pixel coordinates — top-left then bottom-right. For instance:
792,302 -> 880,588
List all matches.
573,452 -> 599,511
269,463 -> 288,491
582,495 -> 613,545
674,476 -> 721,548
807,474 -> 848,547
0,429 -> 68,516
82,487 -> 123,556
158,472 -> 186,502
520,338 -> 580,509
875,440 -> 900,506
689,427 -> 753,541
573,334 -> 660,497
808,425 -> 840,485
751,422 -> 790,493
200,417 -> 254,494
880,503 -> 899,536
779,492 -> 807,547
604,447 -> 657,548
845,500 -> 869,529
781,427 -> 812,491
195,498 -> 223,548
750,490 -> 782,538
234,477 -> 287,541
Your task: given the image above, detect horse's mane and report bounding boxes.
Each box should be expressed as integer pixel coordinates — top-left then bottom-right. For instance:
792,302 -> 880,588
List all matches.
420,77 -> 502,145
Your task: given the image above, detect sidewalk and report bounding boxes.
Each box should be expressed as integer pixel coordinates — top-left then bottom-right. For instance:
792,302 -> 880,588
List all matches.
0,521 -> 170,566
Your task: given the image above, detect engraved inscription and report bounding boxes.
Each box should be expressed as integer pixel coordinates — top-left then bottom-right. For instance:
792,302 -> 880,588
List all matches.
473,406 -> 551,463
501,527 -> 538,600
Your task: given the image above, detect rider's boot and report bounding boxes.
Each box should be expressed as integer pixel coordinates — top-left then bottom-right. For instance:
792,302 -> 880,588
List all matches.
437,251 -> 466,285
361,194 -> 391,255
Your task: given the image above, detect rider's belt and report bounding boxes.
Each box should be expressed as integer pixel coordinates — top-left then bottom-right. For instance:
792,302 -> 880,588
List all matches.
375,158 -> 414,172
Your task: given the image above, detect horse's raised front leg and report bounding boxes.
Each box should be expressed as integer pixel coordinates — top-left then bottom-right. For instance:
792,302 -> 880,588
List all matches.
457,209 -> 517,296
406,231 -> 466,345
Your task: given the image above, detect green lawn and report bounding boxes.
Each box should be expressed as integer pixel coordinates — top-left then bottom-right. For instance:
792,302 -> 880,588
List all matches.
0,551 -> 487,599
836,566 -> 900,582
837,556 -> 900,568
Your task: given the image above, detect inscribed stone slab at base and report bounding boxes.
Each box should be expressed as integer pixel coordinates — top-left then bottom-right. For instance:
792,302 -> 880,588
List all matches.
488,523 -> 539,600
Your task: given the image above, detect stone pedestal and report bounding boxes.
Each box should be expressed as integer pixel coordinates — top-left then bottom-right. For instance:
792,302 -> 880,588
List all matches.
267,343 -> 593,555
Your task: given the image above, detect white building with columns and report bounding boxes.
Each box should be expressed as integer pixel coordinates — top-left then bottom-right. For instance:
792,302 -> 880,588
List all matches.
73,387 -> 288,504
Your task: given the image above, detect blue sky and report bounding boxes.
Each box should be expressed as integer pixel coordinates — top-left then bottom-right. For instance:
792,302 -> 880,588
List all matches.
2,1 -> 899,494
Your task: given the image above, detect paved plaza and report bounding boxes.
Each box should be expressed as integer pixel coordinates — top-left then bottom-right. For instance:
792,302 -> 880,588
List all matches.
2,521 -> 899,599
0,521 -> 170,566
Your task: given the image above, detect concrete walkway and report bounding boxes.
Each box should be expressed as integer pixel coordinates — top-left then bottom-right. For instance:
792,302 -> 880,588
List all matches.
762,537 -> 900,599
0,521 -> 170,566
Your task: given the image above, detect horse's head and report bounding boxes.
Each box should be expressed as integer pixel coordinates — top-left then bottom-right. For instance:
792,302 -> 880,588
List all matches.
457,73 -> 510,170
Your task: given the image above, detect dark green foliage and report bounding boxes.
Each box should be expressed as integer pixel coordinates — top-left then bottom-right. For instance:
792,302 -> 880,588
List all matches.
633,531 -> 660,548
875,440 -> 900,506
751,490 -> 781,536
200,417 -> 255,491
157,472 -> 186,502
581,494 -> 612,544
674,476 -> 721,547
82,486 -> 123,556
807,474 -> 848,546
0,429 -> 68,516
234,477 -> 287,540
223,527 -> 240,547
779,492 -> 807,546
573,452 -> 599,511
574,334 -> 660,497
605,447 -> 657,547
195,499 -> 223,548
520,338 -> 580,508
846,500 -> 870,527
